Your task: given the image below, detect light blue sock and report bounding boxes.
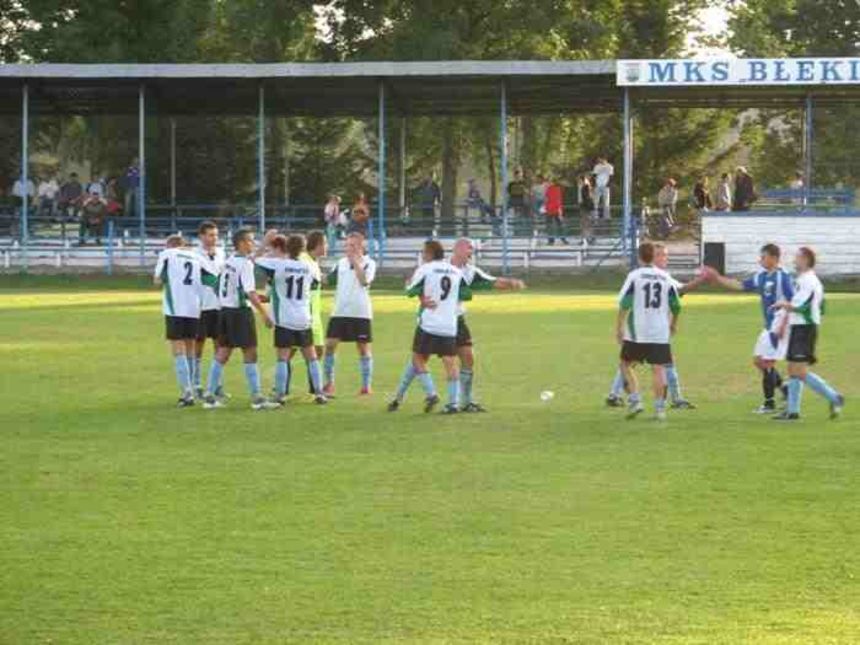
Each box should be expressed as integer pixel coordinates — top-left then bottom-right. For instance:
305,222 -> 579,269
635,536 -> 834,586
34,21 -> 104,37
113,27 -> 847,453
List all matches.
655,397 -> 666,413
244,362 -> 261,397
174,354 -> 191,394
788,377 -> 804,415
206,360 -> 224,396
359,356 -> 373,390
308,359 -> 323,394
460,368 -> 474,405
804,372 -> 840,404
396,363 -> 417,400
275,360 -> 289,396
324,353 -> 335,385
447,378 -> 460,408
628,391 -> 641,406
610,369 -> 625,397
191,356 -> 202,388
417,371 -> 436,397
666,364 -> 681,401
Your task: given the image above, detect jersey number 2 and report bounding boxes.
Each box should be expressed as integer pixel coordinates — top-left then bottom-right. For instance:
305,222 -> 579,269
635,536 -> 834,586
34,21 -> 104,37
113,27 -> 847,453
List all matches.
643,282 -> 662,309
183,261 -> 193,285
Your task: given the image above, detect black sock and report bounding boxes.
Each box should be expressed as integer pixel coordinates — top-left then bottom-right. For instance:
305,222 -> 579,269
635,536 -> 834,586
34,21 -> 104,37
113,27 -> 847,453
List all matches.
763,368 -> 776,404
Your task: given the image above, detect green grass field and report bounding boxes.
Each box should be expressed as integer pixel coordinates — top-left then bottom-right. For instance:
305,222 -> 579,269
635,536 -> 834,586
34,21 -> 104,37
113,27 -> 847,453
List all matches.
2,277 -> 860,643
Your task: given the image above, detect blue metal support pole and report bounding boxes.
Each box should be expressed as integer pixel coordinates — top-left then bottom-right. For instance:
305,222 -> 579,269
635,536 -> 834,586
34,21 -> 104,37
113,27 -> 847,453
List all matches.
500,80 -> 509,275
803,94 -> 813,209
377,81 -> 386,264
138,83 -> 146,266
258,83 -> 266,232
20,82 -> 29,267
622,88 -> 634,266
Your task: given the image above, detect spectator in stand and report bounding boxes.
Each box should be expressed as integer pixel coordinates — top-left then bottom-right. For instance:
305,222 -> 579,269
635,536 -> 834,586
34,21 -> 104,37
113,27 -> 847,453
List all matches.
415,175 -> 440,236
105,177 -> 123,216
123,157 -> 140,218
578,174 -> 595,244
324,194 -> 343,244
78,192 -> 107,245
12,174 -> 35,236
58,172 -> 84,220
732,166 -> 756,212
87,173 -> 106,198
790,171 -> 805,205
544,176 -> 567,245
693,176 -> 712,212
592,156 -> 614,219
657,178 -> 678,238
714,173 -> 732,211
349,192 -> 370,237
507,168 -> 529,235
532,174 -> 548,219
37,174 -> 60,220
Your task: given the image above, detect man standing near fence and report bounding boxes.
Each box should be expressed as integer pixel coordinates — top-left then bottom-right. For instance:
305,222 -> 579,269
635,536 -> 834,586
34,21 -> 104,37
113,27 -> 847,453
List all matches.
593,157 -> 614,220
544,176 -> 567,245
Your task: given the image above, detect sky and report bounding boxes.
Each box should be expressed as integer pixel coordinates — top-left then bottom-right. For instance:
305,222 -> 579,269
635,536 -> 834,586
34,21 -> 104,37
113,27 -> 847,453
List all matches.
689,3 -> 733,57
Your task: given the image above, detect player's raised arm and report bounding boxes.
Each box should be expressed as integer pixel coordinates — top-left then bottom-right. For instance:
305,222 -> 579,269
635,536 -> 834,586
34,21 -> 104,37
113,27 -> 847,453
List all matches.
240,258 -> 274,328
704,265 -> 746,291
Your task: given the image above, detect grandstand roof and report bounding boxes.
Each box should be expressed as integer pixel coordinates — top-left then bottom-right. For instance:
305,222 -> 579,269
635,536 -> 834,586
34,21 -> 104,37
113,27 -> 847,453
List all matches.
2,60 -> 860,117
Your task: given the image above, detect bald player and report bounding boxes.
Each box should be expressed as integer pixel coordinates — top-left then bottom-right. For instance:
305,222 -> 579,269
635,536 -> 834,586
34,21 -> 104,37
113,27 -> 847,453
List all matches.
449,238 -> 525,412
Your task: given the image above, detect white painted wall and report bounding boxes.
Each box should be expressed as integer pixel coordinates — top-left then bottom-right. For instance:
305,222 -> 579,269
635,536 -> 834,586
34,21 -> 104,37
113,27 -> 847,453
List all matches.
702,215 -> 860,275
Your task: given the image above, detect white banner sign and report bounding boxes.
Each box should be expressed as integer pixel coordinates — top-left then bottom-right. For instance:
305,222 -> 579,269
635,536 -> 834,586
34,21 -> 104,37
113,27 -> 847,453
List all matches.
617,58 -> 860,86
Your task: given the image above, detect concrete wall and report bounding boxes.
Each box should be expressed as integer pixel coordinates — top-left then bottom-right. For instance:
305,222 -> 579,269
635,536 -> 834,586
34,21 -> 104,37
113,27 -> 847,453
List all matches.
702,214 -> 860,275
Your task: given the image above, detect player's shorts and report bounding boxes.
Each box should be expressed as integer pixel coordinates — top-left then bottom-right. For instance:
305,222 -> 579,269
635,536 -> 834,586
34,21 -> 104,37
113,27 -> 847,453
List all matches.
165,315 -> 200,341
456,316 -> 473,347
753,328 -> 788,361
274,327 -> 314,349
197,309 -> 221,341
218,307 -> 257,349
620,341 -> 673,366
787,324 -> 818,364
326,316 -> 372,343
412,327 -> 457,357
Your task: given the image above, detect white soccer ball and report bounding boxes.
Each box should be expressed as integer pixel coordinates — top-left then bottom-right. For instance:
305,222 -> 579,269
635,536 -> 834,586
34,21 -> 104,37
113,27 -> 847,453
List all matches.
540,390 -> 555,402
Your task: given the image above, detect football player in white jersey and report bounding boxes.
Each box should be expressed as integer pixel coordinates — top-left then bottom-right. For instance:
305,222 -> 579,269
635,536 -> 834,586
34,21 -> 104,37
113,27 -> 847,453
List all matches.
615,242 -> 682,421
388,240 -> 472,414
153,235 -> 217,407
323,233 -> 377,396
256,234 -> 327,406
449,238 -> 525,412
193,221 -> 226,399
772,246 -> 844,421
203,229 -> 277,411
606,244 -> 704,410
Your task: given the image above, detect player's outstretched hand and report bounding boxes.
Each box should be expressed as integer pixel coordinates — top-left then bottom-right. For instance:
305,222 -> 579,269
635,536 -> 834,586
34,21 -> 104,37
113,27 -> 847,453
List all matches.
511,278 -> 526,290
771,299 -> 789,311
263,315 -> 275,329
698,265 -> 718,282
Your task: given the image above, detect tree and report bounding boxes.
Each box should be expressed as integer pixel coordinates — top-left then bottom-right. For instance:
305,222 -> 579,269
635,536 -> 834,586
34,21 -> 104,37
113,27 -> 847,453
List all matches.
728,0 -> 860,187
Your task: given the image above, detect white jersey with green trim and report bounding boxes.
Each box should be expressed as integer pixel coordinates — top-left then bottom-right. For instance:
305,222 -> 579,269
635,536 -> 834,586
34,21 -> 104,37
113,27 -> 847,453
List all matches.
618,265 -> 681,344
219,254 -> 257,309
256,256 -> 320,330
195,246 -> 225,311
407,260 -> 470,337
154,247 -> 209,318
457,263 -> 496,316
328,256 -> 377,319
789,270 -> 824,326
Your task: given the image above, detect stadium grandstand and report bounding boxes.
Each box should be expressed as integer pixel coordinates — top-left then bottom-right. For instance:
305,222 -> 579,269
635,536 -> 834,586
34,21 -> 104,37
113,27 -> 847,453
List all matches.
2,58 -> 860,276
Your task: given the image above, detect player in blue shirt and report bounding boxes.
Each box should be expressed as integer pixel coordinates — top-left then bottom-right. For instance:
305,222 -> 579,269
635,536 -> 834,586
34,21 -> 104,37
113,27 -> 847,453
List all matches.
705,243 -> 795,413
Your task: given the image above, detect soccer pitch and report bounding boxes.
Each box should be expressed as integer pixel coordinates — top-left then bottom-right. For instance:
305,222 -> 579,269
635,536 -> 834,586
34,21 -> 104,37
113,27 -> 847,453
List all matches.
2,278 -> 860,643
